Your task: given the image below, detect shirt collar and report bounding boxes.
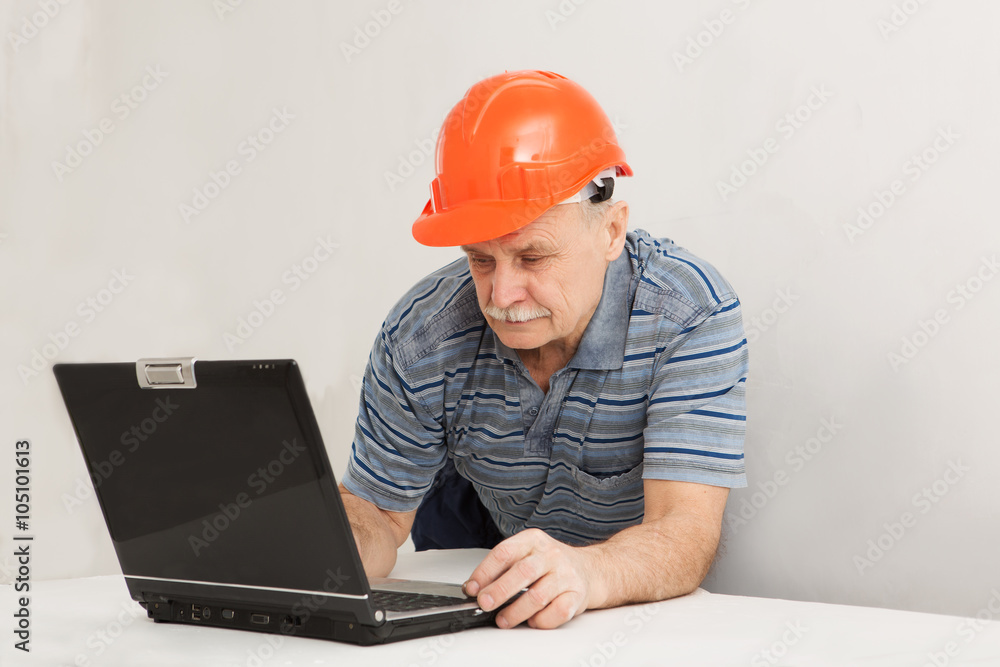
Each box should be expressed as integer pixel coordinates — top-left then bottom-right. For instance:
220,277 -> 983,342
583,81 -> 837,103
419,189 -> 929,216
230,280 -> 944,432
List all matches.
566,248 -> 632,370
490,248 -> 633,372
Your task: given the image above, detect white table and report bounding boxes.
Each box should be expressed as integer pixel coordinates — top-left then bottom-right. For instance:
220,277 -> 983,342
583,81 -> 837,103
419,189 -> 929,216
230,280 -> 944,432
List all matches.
4,549 -> 1000,666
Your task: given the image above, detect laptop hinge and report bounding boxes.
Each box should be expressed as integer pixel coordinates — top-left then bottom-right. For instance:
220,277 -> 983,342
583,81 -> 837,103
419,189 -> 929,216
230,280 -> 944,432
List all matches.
136,357 -> 197,389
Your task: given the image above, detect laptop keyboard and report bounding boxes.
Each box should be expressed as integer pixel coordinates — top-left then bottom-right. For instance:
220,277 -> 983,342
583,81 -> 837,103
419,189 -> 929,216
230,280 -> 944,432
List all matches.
370,590 -> 470,612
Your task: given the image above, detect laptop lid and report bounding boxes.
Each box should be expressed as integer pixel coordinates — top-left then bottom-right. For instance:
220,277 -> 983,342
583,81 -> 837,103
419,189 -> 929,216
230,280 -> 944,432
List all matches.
53,358 -> 382,627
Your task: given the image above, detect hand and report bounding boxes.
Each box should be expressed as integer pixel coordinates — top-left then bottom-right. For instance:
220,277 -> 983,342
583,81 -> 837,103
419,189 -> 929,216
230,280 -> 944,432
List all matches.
463,528 -> 604,630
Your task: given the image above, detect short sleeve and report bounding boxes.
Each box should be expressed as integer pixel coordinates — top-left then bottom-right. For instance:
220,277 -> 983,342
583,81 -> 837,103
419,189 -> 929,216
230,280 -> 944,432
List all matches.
341,326 -> 448,511
642,298 -> 748,488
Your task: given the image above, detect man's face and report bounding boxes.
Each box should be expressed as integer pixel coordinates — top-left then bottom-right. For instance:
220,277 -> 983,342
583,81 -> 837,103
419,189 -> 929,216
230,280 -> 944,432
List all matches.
460,204 -> 615,355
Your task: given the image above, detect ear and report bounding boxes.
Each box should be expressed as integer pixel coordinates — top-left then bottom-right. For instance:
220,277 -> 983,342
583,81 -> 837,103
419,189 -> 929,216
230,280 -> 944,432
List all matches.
603,201 -> 629,261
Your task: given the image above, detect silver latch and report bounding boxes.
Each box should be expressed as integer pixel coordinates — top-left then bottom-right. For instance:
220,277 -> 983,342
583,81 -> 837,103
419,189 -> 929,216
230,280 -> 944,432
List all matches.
136,357 -> 197,389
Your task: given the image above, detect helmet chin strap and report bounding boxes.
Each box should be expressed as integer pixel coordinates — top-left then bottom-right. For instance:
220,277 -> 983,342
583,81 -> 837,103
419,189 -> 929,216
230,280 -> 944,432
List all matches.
557,167 -> 618,205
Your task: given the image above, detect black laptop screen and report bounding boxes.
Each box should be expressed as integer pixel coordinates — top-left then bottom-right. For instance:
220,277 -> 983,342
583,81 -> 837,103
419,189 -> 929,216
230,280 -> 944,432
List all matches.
54,360 -> 369,598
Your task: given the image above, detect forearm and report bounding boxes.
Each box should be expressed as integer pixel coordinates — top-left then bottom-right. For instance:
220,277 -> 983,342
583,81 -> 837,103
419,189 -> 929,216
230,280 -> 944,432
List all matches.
339,487 -> 402,577
582,511 -> 721,610
465,481 -> 727,629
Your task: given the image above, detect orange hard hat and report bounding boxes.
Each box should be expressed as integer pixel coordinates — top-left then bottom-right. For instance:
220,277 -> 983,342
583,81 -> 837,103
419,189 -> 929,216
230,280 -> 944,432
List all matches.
411,70 -> 633,247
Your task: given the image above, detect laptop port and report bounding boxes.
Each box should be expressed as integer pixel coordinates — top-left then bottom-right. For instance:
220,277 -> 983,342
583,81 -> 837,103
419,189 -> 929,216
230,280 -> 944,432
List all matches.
222,609 -> 235,621
191,605 -> 202,621
250,613 -> 270,625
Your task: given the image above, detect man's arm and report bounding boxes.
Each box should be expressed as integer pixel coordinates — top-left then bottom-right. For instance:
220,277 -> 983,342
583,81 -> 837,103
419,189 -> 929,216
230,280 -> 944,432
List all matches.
339,483 -> 416,577
462,478 -> 728,629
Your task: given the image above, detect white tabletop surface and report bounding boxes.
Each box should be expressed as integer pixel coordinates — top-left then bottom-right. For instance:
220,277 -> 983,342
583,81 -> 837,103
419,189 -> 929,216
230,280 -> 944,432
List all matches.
4,549 -> 1000,666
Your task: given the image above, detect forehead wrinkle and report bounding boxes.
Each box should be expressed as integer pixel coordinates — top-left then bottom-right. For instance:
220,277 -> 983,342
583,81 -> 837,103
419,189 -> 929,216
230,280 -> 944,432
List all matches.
463,232 -> 559,257
462,205 -> 580,257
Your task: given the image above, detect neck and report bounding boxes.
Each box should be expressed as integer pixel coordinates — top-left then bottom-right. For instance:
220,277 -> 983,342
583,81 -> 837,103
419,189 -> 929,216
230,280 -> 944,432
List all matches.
516,328 -> 584,393
518,352 -> 562,394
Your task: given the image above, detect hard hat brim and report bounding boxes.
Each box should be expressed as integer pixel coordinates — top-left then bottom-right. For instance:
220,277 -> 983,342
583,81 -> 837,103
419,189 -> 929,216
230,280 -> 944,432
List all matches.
411,197 -> 555,247
412,161 -> 633,247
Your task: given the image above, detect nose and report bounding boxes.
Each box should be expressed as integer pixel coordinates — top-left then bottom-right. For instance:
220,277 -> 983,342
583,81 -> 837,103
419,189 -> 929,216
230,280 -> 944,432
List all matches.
490,261 -> 527,309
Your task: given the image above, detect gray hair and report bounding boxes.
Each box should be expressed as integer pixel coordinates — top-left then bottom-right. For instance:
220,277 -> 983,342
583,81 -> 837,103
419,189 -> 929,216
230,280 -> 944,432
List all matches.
579,198 -> 615,227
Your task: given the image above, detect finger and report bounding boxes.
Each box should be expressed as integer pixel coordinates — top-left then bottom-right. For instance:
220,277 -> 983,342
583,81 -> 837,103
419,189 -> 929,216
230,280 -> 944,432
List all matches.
494,573 -> 559,629
477,552 -> 548,612
525,591 -> 584,630
463,532 -> 537,597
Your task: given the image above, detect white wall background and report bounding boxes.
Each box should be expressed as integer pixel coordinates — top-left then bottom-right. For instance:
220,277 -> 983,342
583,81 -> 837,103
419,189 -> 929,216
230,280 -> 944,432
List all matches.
1,0 -> 998,621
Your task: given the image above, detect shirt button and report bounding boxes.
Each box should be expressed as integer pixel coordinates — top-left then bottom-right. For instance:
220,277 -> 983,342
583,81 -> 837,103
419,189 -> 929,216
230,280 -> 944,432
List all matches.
528,407 -> 539,416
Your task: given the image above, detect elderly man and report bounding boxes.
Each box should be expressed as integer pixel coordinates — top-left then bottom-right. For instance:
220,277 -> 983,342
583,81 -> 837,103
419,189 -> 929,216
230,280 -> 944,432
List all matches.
340,70 -> 748,630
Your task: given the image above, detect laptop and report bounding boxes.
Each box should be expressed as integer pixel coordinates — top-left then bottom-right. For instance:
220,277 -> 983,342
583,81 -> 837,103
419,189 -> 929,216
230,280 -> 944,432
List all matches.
53,357 -> 499,645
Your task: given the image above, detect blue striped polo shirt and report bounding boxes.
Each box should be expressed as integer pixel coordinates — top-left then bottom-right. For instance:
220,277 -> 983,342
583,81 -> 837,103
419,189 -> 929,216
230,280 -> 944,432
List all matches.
342,229 -> 748,546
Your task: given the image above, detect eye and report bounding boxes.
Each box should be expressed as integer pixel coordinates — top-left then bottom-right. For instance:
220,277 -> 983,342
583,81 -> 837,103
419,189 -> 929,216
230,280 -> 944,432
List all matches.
468,255 -> 493,269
